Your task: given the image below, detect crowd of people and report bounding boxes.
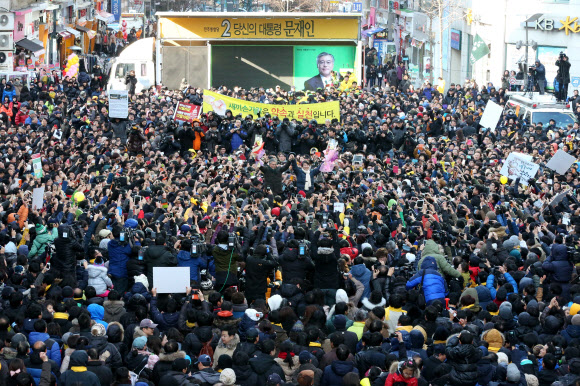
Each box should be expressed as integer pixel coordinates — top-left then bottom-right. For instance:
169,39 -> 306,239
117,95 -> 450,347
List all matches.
0,55 -> 580,386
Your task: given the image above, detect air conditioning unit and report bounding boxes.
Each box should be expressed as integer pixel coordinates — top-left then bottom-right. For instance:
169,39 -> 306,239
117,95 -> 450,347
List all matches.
0,51 -> 14,70
0,32 -> 13,50
0,13 -> 14,31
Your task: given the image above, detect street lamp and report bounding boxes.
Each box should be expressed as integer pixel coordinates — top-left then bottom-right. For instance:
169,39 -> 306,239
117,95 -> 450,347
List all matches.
522,13 -> 543,95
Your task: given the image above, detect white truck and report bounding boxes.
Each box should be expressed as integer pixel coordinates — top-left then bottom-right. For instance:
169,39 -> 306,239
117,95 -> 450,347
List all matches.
107,38 -> 156,93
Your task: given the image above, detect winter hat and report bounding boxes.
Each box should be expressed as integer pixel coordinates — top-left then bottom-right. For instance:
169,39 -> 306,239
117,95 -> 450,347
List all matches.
245,308 -> 263,322
497,352 -> 509,366
570,303 -> 580,316
267,294 -> 283,312
11,333 -> 27,346
572,314 -> 580,326
335,289 -> 348,304
17,245 -> 28,256
518,312 -> 531,327
499,305 -> 512,320
333,315 -> 347,331
524,374 -> 539,386
132,336 -> 147,349
219,368 -> 236,385
134,274 -> 149,289
299,350 -> 312,364
506,363 -> 520,382
91,323 -> 106,337
35,224 -> 47,234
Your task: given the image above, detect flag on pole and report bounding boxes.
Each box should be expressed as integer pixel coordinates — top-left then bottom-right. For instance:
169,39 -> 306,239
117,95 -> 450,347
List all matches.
470,34 -> 490,64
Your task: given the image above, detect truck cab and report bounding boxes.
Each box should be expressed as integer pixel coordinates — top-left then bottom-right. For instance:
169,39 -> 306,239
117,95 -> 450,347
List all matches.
107,37 -> 155,93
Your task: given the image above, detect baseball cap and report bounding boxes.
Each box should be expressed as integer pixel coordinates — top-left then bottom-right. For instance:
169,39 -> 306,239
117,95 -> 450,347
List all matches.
140,319 -> 158,329
195,354 -> 212,366
267,373 -> 283,385
132,336 -> 147,349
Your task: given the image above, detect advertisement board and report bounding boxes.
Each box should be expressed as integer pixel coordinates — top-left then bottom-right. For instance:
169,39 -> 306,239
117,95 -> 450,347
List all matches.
211,45 -> 356,90
173,102 -> 202,123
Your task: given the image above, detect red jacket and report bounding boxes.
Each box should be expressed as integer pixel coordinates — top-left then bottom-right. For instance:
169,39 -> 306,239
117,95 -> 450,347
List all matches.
385,373 -> 418,386
15,110 -> 28,125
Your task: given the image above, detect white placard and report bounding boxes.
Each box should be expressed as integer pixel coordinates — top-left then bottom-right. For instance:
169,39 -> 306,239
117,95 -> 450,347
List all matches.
479,100 -> 503,133
153,267 -> 190,293
32,187 -> 44,211
546,149 -> 577,174
108,90 -> 129,119
333,202 -> 345,213
500,153 -> 539,183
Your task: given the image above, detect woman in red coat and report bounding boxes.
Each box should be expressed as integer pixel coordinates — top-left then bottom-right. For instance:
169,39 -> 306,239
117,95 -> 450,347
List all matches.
385,359 -> 418,386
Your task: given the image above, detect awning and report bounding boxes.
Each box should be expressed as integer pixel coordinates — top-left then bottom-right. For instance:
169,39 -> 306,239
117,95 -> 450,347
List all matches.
15,38 -> 45,56
75,25 -> 90,33
362,26 -> 386,37
96,10 -> 115,23
65,27 -> 81,38
76,0 -> 92,8
87,30 -> 97,39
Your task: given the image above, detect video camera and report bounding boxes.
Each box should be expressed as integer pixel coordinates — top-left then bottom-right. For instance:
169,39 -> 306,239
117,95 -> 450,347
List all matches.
191,234 -> 207,258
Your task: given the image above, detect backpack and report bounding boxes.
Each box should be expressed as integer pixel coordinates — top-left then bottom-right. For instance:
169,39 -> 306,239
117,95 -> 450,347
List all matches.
199,340 -> 214,362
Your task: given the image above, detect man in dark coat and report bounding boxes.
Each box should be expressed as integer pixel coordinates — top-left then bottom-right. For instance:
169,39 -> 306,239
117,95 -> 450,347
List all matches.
543,235 -> 573,300
278,239 -> 314,282
52,225 -> 84,283
144,235 -> 177,290
60,351 -> 101,386
248,339 -> 286,386
421,344 -> 446,382
244,245 -> 277,304
445,331 -> 482,386
257,155 -> 293,195
86,348 -> 113,386
556,53 -> 571,102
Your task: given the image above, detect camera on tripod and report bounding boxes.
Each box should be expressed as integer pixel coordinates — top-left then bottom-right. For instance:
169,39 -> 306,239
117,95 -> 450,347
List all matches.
191,234 -> 207,258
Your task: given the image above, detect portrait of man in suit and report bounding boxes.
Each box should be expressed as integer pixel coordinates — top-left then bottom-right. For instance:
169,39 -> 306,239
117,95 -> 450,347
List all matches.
303,52 -> 335,91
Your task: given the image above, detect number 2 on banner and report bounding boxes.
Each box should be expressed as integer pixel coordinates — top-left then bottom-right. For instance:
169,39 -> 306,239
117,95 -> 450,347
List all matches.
222,20 -> 231,37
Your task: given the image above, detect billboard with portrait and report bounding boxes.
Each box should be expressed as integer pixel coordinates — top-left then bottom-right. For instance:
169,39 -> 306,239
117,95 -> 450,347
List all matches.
211,45 -> 356,90
294,46 -> 356,91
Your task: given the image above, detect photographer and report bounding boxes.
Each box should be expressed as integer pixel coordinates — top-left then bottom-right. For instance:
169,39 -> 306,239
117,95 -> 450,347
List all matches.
278,238 -> 314,282
127,126 -> 147,155
244,244 -> 278,304
51,224 -> 84,285
556,52 -> 571,102
534,60 -> 546,95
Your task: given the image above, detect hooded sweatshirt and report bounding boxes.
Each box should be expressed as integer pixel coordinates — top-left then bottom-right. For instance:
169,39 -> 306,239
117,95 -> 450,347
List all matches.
418,240 -> 461,278
88,303 -> 108,329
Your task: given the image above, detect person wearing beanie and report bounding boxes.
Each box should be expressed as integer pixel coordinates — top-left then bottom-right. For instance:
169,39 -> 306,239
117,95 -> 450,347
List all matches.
505,363 -> 521,384
219,368 -> 237,386
60,351 -> 101,386
28,223 -> 57,258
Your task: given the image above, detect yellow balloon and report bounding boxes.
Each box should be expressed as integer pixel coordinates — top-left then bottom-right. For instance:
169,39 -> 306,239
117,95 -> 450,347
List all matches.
500,176 -> 508,185
74,191 -> 85,202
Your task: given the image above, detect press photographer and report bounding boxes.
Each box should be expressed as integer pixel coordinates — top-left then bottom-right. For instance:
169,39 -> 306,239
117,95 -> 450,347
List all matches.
556,52 -> 571,102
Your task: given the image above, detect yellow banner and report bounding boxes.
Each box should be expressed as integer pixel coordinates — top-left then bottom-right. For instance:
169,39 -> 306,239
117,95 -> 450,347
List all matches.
203,90 -> 340,122
159,17 -> 359,40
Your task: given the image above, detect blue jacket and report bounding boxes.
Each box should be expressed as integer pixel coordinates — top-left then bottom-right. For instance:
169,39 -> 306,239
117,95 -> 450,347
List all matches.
350,263 -> 372,299
321,360 -> 358,386
150,296 -> 179,331
2,83 -> 15,102
177,250 -> 200,282
406,256 -> 447,303
543,243 -> 573,283
291,159 -> 321,193
28,332 -> 62,367
562,324 -> 580,343
486,272 -> 517,300
87,304 -> 108,329
107,239 -> 134,278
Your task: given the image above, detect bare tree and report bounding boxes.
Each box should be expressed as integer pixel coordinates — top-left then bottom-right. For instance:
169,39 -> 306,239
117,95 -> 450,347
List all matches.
263,0 -> 335,12
420,0 -> 464,82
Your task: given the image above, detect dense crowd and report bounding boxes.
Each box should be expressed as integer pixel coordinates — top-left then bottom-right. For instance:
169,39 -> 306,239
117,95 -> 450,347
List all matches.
0,55 -> 580,386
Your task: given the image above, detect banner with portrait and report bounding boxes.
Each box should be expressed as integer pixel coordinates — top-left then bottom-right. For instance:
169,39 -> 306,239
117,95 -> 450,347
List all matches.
203,90 -> 340,122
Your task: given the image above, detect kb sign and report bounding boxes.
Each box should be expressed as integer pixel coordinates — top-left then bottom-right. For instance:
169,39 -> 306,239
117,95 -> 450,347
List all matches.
524,15 -> 580,35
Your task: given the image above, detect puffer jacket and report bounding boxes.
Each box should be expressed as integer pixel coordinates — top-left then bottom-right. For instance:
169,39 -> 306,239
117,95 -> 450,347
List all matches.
108,239 -> 135,278
87,264 -> 113,295
321,360 -> 358,386
28,225 -> 57,258
103,300 -> 126,323
406,256 -> 447,303
90,335 -> 123,370
543,243 -> 573,283
279,246 -> 314,282
144,245 -> 177,288
445,337 -> 482,386
213,334 -> 240,368
28,331 -> 62,367
52,235 -> 84,275
150,296 -> 179,331
313,247 -> 340,290
177,250 -> 200,282
418,240 -> 461,278
249,352 -> 286,386
562,324 -> 580,343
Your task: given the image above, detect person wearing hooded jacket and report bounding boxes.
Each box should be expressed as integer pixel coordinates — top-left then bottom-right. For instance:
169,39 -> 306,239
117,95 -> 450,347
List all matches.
28,223 -> 57,258
59,350 -> 101,386
278,239 -> 314,282
543,235 -> 573,300
406,255 -> 447,305
85,257 -> 112,296
249,339 -> 286,386
418,240 -> 461,279
2,82 -> 15,102
51,224 -> 84,282
320,344 -> 358,386
445,331 -> 482,386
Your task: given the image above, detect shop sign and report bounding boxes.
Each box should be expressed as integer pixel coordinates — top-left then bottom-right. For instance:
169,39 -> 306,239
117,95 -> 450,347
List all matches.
524,15 -> 580,35
450,28 -> 461,50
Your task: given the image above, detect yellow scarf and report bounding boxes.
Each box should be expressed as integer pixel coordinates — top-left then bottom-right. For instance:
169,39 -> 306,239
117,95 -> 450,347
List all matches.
384,307 -> 406,321
186,321 -> 196,328
54,312 -> 69,319
309,342 -> 322,348
71,366 -> 87,372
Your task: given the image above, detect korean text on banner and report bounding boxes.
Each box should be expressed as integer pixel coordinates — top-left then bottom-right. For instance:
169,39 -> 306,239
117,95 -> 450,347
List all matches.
500,153 -> 539,183
203,90 -> 340,122
108,90 -> 129,119
173,102 -> 202,123
546,149 -> 577,174
31,153 -> 43,178
153,267 -> 190,293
